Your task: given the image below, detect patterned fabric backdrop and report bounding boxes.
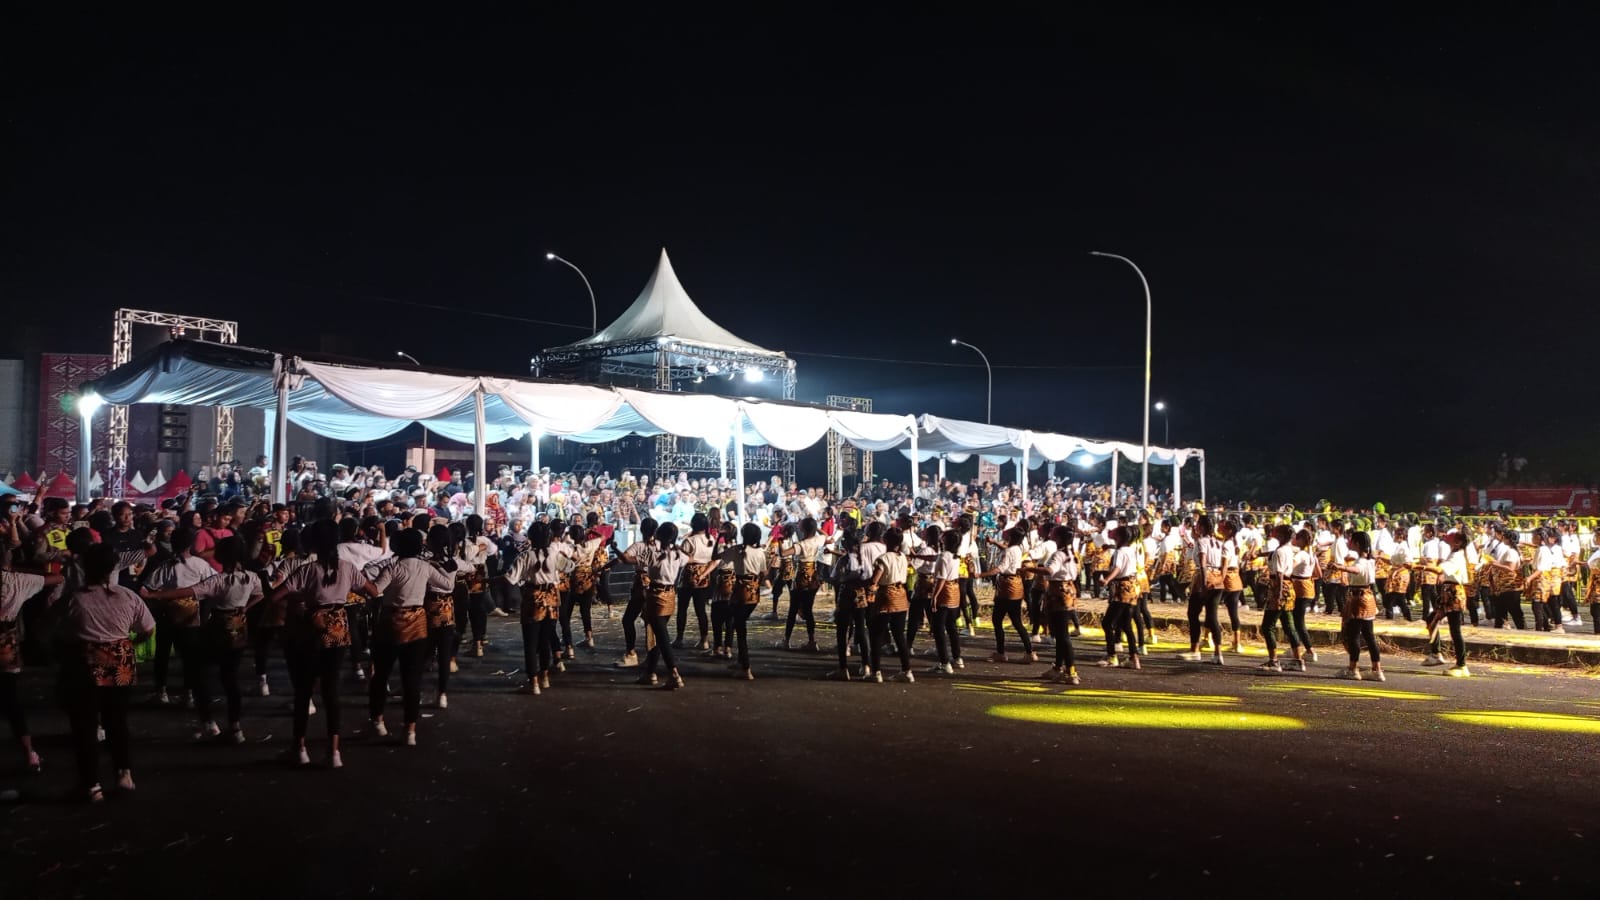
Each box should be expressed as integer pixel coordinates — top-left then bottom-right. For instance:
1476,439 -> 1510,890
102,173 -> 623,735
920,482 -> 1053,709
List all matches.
37,354 -> 111,477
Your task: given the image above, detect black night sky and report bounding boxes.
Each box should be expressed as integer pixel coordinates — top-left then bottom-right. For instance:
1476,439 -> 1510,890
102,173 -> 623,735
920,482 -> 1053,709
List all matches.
5,6 -> 1599,503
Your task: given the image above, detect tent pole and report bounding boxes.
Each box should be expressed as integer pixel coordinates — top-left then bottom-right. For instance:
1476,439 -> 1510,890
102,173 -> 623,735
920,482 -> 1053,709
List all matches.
733,414 -> 747,526
1018,447 -> 1028,517
908,428 -> 918,514
530,431 -> 540,479
1111,452 -> 1119,505
938,454 -> 946,483
78,408 -> 94,504
1171,451 -> 1184,509
1199,452 -> 1207,508
473,387 -> 487,521
274,361 -> 289,505
720,433 -> 728,483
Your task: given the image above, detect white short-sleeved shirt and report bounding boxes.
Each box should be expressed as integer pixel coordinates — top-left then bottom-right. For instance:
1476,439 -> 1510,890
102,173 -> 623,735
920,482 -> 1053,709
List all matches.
1535,545 -> 1564,573
995,545 -> 1024,575
933,552 -> 960,582
144,556 -> 216,592
284,559 -> 367,608
1440,551 -> 1470,585
1345,558 -> 1376,587
67,584 -> 156,643
372,558 -> 457,609
1108,546 -> 1138,579
1270,544 -> 1296,576
875,551 -> 909,586
858,541 -> 886,577
1044,549 -> 1078,582
1290,550 -> 1316,578
507,547 -> 572,586
190,571 -> 262,612
1,571 -> 46,621
727,545 -> 767,577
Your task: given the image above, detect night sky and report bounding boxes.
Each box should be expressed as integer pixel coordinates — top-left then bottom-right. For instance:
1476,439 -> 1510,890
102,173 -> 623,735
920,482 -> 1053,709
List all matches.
5,7 -> 1599,503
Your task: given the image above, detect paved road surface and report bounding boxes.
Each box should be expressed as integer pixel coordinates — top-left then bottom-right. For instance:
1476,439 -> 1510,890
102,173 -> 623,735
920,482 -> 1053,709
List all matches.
3,610 -> 1596,899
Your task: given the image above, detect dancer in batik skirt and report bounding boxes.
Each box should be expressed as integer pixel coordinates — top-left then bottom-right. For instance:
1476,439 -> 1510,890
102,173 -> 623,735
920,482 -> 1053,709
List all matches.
1097,526 -> 1142,670
1333,531 -> 1382,682
1423,532 -> 1473,677
1022,525 -> 1079,684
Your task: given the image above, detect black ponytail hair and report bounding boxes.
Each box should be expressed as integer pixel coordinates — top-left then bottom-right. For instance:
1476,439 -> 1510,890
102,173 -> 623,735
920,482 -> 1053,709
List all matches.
305,519 -> 341,586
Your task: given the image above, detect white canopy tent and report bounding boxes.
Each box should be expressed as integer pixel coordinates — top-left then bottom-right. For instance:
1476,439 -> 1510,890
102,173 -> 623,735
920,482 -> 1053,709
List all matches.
79,340 -> 1205,513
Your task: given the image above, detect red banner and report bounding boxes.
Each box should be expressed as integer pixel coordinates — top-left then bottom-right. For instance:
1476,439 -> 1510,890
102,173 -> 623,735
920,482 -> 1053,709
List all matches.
37,353 -> 111,479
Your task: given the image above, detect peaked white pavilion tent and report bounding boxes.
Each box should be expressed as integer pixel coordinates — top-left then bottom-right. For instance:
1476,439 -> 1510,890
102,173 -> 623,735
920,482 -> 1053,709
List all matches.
77,340 -> 1206,512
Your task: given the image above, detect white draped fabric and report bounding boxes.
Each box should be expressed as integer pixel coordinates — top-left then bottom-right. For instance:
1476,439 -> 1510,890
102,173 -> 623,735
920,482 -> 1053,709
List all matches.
81,342 -> 1205,491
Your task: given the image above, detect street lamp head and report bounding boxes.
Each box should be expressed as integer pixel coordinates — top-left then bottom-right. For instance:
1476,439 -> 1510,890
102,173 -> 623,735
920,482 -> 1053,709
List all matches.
1154,402 -> 1165,412
545,252 -> 556,260
950,338 -> 959,345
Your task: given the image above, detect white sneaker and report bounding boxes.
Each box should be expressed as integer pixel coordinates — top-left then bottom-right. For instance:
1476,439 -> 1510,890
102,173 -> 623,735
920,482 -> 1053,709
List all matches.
405,731 -> 417,747
1422,654 -> 1445,666
1096,657 -> 1119,667
96,726 -> 106,743
328,751 -> 343,769
436,694 -> 448,710
257,677 -> 270,698
965,625 -> 975,637
296,747 -> 311,766
954,658 -> 965,670
540,673 -> 552,689
871,672 -> 884,683
1259,661 -> 1283,673
1335,668 -> 1362,680
1447,665 -> 1472,678
200,720 -> 221,738
1369,668 -> 1386,682
1178,651 -> 1202,662
1305,649 -> 1319,663
892,671 -> 915,684
231,728 -> 246,744
1210,653 -> 1224,666
614,651 -> 640,668
308,698 -> 317,716
115,770 -> 135,791
372,719 -> 388,737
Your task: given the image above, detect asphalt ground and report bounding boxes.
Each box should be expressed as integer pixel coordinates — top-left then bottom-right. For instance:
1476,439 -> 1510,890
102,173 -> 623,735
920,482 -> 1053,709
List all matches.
3,591 -> 1598,899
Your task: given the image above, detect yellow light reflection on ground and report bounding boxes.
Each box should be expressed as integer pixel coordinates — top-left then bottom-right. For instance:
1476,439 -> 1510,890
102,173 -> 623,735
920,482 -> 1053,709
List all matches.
1061,688 -> 1240,706
988,702 -> 1304,730
1437,710 -> 1600,733
1250,683 -> 1442,702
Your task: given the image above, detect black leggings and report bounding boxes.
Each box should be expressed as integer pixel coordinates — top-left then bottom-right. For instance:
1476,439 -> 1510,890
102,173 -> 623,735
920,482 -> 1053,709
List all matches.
252,625 -> 281,681
560,590 -> 594,649
196,645 -> 242,726
1419,584 -> 1439,621
1158,573 -> 1186,604
1047,611 -> 1077,669
835,605 -> 870,668
1220,590 -> 1242,637
150,612 -> 175,690
1291,598 -> 1315,650
0,672 -> 27,740
521,618 -> 557,677
906,596 -> 932,651
1102,603 -> 1139,657
431,625 -> 455,695
1026,588 -> 1045,636
784,588 -> 817,643
1383,592 -> 1413,621
1531,596 -> 1554,632
467,591 -> 491,643
732,602 -> 756,669
675,587 -> 710,642
643,614 -> 678,674
63,680 -> 131,789
868,611 -> 911,674
1343,618 -> 1380,667
370,639 -> 427,726
992,599 -> 1032,655
289,643 -> 344,742
769,578 -> 789,616
1260,608 -> 1301,656
621,590 -> 646,653
1324,582 -> 1346,617
1187,590 -> 1221,650
171,627 -> 205,705
1492,592 -> 1525,630
710,600 -> 733,649
959,578 -> 980,625
1429,611 -> 1465,666
932,607 -> 962,664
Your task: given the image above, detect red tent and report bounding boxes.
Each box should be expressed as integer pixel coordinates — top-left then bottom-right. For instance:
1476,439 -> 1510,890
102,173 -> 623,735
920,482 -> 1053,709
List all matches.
160,470 -> 193,500
38,472 -> 76,501
11,472 -> 36,492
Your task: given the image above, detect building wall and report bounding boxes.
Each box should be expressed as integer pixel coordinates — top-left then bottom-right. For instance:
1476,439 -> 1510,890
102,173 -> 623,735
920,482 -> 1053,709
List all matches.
0,360 -> 27,476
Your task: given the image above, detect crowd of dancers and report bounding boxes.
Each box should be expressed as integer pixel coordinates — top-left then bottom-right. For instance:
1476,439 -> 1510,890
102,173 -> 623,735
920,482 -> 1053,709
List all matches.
2,482 -> 1595,803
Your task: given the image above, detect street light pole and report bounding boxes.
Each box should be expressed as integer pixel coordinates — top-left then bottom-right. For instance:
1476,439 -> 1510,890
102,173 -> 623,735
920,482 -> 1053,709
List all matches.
547,252 -> 598,335
1090,251 -> 1152,507
949,338 -> 992,424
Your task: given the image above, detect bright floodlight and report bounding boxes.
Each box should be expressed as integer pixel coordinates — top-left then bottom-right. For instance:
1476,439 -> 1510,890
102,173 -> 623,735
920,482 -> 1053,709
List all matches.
1434,493 -> 1445,501
744,367 -> 763,382
950,338 -> 959,345
1154,401 -> 1166,411
77,393 -> 104,417
546,252 -> 556,260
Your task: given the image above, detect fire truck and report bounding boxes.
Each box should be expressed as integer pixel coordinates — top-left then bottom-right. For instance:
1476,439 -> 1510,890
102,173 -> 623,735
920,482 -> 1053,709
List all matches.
1430,485 -> 1599,516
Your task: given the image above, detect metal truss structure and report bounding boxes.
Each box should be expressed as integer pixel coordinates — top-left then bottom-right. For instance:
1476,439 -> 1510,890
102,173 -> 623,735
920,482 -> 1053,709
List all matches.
109,309 -> 238,498
533,338 -> 798,485
825,395 -> 873,496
